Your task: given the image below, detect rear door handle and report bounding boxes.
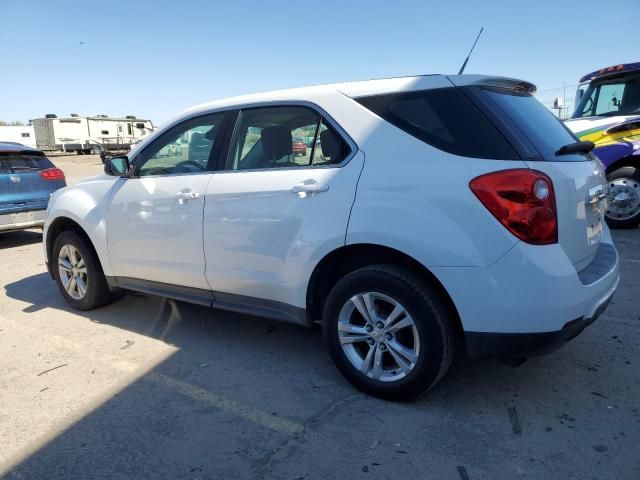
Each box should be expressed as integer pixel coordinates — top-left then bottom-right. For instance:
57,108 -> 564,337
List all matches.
587,185 -> 606,205
174,189 -> 200,202
291,179 -> 329,194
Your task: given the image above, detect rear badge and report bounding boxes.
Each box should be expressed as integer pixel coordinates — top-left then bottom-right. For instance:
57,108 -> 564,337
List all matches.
9,176 -> 21,183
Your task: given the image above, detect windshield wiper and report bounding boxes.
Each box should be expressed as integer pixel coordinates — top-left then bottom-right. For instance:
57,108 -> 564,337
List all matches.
556,140 -> 595,156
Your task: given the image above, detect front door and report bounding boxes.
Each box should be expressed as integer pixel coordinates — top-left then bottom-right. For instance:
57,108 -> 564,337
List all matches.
106,112 -> 227,290
203,105 -> 363,309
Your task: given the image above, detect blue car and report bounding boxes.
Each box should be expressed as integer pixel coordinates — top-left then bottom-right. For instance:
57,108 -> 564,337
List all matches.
0,142 -> 66,232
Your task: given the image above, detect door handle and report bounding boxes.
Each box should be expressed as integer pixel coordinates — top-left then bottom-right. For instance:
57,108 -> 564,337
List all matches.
586,185 -> 606,205
291,180 -> 329,195
174,189 -> 200,202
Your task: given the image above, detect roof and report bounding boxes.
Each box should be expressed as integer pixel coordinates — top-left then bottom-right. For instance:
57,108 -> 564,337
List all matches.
579,62 -> 640,83
179,73 -> 531,119
0,142 -> 42,153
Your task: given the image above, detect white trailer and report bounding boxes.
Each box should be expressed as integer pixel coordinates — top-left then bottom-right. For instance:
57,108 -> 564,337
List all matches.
0,125 -> 36,148
33,115 -> 154,154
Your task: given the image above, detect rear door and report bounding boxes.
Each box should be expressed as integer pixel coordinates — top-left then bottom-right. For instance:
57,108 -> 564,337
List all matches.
466,83 -> 606,269
203,105 -> 362,309
0,151 -> 63,213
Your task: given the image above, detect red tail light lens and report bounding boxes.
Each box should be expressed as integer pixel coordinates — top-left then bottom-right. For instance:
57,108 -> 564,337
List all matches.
40,168 -> 65,181
469,169 -> 557,245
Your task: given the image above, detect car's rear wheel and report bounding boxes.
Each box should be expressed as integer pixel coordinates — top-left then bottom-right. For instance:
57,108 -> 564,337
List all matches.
53,230 -> 112,310
323,265 -> 454,401
605,166 -> 640,229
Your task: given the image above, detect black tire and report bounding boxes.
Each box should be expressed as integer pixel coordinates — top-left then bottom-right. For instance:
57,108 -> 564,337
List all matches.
52,230 -> 112,310
605,166 -> 640,229
323,265 -> 454,401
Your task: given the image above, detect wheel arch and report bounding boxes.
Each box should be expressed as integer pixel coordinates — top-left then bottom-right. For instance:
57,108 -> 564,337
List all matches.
306,243 -> 464,338
45,216 -> 104,279
604,155 -> 640,175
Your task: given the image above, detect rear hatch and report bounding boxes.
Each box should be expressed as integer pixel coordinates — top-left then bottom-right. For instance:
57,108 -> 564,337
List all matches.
0,150 -> 65,214
454,77 -> 606,269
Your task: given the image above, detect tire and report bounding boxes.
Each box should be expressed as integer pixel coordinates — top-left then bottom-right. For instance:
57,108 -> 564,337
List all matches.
323,265 -> 454,401
52,230 -> 112,310
605,166 -> 640,229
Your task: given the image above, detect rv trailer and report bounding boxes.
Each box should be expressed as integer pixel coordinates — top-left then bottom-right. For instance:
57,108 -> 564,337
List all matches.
33,115 -> 154,154
0,125 -> 36,148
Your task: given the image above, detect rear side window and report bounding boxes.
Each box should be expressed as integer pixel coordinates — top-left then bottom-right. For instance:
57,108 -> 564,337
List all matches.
0,153 -> 53,173
356,88 -> 519,160
227,106 -> 351,171
476,87 -> 583,161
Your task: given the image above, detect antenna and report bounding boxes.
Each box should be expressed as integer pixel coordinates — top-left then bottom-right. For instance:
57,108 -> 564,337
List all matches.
458,27 -> 484,75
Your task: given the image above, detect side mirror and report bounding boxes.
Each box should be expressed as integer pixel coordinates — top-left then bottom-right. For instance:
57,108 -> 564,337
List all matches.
104,156 -> 130,177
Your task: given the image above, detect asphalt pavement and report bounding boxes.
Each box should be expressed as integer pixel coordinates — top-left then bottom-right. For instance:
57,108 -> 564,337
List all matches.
0,155 -> 638,479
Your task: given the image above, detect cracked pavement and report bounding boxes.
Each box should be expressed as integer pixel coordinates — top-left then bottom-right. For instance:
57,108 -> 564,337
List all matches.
1,155 -> 639,479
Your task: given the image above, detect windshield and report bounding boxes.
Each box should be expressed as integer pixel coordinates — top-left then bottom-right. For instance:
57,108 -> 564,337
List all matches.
572,73 -> 640,118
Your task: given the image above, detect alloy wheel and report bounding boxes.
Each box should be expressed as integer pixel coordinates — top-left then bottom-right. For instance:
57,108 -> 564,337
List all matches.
337,292 -> 420,383
58,244 -> 88,300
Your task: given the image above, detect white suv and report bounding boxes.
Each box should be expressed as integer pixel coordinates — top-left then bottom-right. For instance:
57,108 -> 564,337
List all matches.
44,75 -> 620,400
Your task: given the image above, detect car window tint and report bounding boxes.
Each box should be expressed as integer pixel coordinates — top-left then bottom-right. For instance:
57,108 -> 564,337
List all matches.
227,106 -> 350,170
311,121 -> 351,165
476,86 -> 584,161
356,88 -> 519,160
136,113 -> 225,177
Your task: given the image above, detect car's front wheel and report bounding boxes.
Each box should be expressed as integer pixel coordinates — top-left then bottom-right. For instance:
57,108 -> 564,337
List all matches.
323,265 -> 454,401
53,230 -> 112,310
605,166 -> 640,229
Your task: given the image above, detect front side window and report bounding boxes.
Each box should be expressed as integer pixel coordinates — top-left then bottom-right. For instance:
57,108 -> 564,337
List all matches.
573,74 -> 640,118
356,88 -> 518,160
227,106 -> 350,171
135,113 -> 225,177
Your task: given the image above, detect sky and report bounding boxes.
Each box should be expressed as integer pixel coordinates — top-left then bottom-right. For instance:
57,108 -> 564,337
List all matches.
1,0 -> 638,125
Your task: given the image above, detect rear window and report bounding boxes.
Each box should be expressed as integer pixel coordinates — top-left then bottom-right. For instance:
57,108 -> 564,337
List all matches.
0,153 -> 53,173
356,87 -> 519,160
476,87 -> 583,161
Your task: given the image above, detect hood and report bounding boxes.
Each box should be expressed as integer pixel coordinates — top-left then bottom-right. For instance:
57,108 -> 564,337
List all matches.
73,174 -> 116,186
565,115 -> 640,167
565,114 -> 640,140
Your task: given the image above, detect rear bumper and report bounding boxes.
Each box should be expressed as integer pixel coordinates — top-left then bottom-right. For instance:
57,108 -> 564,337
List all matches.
465,277 -> 617,360
0,209 -> 46,232
431,231 -> 620,360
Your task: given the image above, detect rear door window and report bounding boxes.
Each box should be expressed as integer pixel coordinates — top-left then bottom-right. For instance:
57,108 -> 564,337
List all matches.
356,87 -> 519,160
227,106 -> 351,171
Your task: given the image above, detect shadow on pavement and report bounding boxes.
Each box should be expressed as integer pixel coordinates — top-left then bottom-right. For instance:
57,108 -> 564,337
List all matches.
3,229 -> 638,479
0,230 -> 42,250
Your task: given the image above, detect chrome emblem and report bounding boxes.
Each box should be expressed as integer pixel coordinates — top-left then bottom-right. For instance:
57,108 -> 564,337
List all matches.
9,175 -> 21,183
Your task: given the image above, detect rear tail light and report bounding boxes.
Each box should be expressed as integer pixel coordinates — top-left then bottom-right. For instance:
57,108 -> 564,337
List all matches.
40,168 -> 65,181
469,169 -> 557,245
